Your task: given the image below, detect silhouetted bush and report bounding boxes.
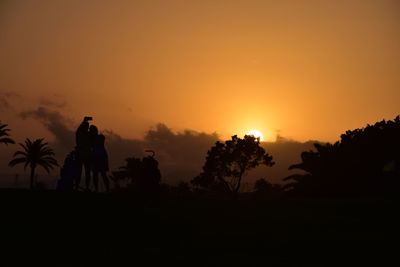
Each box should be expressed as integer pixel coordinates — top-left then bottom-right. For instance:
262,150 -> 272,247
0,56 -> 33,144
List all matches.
113,153 -> 161,195
285,116 -> 400,197
254,178 -> 273,192
253,178 -> 283,198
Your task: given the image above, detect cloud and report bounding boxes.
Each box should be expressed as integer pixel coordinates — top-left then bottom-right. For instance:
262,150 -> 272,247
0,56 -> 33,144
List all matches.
0,97 -> 10,111
19,107 -> 75,155
142,124 -> 220,182
39,96 -> 67,109
0,91 -> 22,111
101,130 -> 145,172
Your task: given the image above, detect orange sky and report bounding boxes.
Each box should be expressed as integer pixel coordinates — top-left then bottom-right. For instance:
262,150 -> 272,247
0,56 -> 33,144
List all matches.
1,0 -> 399,142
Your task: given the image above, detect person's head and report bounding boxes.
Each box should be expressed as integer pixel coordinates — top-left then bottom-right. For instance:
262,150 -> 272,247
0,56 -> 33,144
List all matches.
89,125 -> 98,136
78,121 -> 89,133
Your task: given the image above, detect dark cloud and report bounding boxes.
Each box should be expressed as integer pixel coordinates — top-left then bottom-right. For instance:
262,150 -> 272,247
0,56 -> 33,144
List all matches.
39,96 -> 67,109
4,92 -> 21,98
19,107 -> 75,155
143,124 -> 219,183
0,91 -> 22,111
0,97 -> 10,111
101,130 -> 145,173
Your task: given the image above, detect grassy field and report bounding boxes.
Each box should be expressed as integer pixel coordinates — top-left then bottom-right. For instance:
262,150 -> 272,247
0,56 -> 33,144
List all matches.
1,189 -> 398,266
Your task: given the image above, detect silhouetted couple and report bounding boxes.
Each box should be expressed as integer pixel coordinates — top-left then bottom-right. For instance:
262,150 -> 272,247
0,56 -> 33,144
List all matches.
75,117 -> 110,192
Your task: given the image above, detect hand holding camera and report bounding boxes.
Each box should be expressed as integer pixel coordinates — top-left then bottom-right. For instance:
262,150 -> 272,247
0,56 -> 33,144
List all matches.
84,116 -> 93,122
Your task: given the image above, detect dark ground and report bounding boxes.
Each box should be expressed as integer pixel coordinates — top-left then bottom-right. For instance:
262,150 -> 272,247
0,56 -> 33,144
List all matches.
0,189 -> 398,266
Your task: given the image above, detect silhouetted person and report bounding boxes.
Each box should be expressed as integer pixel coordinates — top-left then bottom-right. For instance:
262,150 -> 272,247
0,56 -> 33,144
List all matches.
58,149 -> 78,192
89,125 -> 110,192
75,118 -> 92,190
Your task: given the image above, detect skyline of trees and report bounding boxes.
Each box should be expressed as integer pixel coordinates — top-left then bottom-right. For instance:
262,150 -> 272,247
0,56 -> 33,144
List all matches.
1,115 -> 399,195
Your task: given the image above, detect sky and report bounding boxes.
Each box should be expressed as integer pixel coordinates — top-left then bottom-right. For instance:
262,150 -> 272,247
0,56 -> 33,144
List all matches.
0,1 -> 399,185
1,0 -> 399,143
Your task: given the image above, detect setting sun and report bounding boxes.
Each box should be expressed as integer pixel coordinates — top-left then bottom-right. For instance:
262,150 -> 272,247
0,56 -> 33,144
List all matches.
246,130 -> 264,141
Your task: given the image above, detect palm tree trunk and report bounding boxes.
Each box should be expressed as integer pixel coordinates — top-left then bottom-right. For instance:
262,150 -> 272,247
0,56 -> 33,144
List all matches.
30,166 -> 36,189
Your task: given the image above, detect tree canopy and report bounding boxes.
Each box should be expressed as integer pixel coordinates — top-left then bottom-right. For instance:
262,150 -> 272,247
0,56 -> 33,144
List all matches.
285,116 -> 400,196
192,135 -> 274,196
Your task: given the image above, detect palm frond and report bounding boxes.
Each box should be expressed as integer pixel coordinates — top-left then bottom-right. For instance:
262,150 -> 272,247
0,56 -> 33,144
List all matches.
37,162 -> 51,173
40,157 -> 58,164
19,142 -> 28,152
0,123 -> 15,145
39,149 -> 55,157
13,151 -> 27,157
9,158 -> 27,167
288,163 -> 304,170
283,173 -> 308,182
0,137 -> 15,145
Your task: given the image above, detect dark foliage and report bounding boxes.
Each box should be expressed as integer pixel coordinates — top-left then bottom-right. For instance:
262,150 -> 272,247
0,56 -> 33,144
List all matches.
251,178 -> 283,200
285,116 -> 400,196
0,122 -> 15,145
254,178 -> 273,192
160,181 -> 193,198
254,178 -> 282,193
114,152 -> 161,194
192,135 -> 274,196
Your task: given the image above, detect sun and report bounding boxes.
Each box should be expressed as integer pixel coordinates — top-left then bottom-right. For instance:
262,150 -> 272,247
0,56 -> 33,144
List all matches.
246,129 -> 264,141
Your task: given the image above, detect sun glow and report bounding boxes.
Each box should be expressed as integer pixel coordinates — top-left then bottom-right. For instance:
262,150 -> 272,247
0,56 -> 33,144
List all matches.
246,130 -> 264,141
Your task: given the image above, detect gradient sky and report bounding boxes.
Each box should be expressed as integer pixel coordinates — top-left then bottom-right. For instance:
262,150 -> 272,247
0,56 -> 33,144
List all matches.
1,0 -> 399,142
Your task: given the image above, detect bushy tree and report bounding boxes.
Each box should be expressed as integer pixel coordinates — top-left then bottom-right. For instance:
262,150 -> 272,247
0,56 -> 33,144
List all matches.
253,178 -> 283,198
254,178 -> 273,193
192,135 -> 274,196
285,116 -> 400,196
116,155 -> 161,193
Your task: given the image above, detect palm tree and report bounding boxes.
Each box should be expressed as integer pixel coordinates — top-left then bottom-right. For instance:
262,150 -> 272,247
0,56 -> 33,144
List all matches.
9,138 -> 58,189
0,122 -> 15,145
